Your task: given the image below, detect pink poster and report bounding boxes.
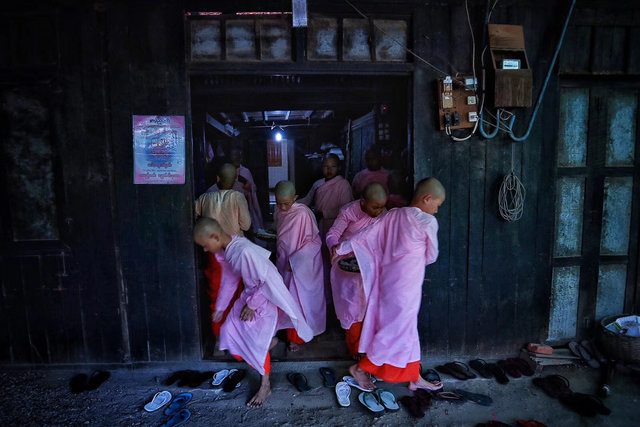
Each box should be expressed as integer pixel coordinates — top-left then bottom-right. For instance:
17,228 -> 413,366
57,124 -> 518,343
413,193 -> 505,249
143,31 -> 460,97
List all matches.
133,115 -> 185,184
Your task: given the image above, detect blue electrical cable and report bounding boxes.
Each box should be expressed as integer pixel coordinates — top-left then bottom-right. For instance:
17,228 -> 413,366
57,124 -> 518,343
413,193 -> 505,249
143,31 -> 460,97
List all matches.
507,0 -> 577,141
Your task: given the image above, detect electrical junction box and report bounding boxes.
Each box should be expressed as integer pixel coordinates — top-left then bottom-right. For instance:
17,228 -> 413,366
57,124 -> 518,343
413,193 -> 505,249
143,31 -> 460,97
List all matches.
488,24 -> 532,108
437,75 -> 478,131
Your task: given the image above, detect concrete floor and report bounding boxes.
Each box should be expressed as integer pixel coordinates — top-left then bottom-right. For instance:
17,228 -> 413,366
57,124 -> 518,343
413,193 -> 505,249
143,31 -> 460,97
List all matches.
0,359 -> 638,426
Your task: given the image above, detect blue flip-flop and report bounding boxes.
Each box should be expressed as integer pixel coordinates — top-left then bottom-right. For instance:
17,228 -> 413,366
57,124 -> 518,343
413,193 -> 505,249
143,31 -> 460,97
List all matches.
164,393 -> 192,416
161,408 -> 191,427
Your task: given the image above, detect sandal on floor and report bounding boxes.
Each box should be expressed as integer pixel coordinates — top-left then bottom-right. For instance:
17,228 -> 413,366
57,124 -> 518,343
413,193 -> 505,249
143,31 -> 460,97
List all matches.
445,361 -> 477,379
319,367 -> 336,387
469,359 -> 493,379
498,359 -> 521,378
486,363 -> 509,384
454,388 -> 493,406
164,393 -> 192,416
211,369 -> 232,386
436,364 -> 468,380
161,408 -> 191,427
144,391 -> 172,412
342,375 -> 376,392
433,391 -> 467,403
507,358 -> 535,377
287,372 -> 311,392
532,374 -> 572,399
374,389 -> 399,411
335,381 -> 351,407
413,389 -> 432,409
400,395 -> 425,418
560,393 -> 611,416
358,391 -> 385,413
223,369 -> 246,392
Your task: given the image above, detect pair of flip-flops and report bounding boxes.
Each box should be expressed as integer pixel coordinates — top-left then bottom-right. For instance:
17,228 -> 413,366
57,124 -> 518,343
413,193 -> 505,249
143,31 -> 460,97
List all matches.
436,361 -> 477,380
159,393 -> 192,427
287,372 -> 312,392
532,374 -> 611,417
164,370 -> 214,388
69,371 -> 110,394
469,359 -> 510,384
497,358 -> 535,378
568,340 -> 605,369
358,389 -> 399,413
211,369 -> 245,392
452,389 -> 492,406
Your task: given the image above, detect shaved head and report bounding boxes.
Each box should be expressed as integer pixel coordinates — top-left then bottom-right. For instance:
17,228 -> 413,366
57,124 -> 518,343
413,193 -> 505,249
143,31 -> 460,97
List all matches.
412,177 -> 445,202
274,180 -> 296,198
193,217 -> 222,239
362,182 -> 387,202
218,163 -> 238,189
324,153 -> 340,164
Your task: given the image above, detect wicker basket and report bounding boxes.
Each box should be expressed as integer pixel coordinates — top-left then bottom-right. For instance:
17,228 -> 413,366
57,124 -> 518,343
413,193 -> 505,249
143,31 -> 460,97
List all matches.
597,314 -> 640,363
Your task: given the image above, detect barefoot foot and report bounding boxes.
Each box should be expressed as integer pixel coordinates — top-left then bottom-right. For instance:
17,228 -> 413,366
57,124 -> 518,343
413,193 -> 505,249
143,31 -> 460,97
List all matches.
247,378 -> 272,408
349,364 -> 376,391
408,375 -> 443,392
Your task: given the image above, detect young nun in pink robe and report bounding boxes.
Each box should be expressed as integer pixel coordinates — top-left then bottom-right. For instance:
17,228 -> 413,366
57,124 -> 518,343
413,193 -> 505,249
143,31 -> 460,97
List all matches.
298,153 -> 353,292
194,217 -> 312,408
326,183 -> 387,358
274,180 -> 326,352
351,147 -> 390,199
334,178 -> 446,392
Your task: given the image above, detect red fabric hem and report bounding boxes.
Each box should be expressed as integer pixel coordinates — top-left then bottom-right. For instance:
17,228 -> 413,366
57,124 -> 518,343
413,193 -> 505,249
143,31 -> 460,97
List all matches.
358,356 -> 420,383
345,322 -> 362,356
232,352 -> 271,375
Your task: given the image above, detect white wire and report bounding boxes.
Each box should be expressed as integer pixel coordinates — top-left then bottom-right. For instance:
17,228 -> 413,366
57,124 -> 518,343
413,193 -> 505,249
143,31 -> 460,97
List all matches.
498,144 -> 526,221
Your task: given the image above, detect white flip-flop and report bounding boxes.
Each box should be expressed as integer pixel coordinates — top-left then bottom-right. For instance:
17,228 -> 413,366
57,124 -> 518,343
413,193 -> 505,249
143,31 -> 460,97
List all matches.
143,390 -> 172,412
212,369 -> 236,386
335,381 -> 351,407
342,376 -> 376,392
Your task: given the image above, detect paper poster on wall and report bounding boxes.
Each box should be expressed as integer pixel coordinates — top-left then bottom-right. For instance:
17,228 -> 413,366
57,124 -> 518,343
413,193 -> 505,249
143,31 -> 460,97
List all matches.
133,115 -> 185,184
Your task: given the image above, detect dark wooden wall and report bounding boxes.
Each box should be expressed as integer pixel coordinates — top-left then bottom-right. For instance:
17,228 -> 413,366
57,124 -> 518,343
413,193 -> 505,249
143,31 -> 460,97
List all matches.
1,0 -> 637,364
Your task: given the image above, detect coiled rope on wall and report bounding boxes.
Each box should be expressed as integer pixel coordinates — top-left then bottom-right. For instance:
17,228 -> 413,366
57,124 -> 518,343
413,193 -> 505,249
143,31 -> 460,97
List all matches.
498,144 -> 525,222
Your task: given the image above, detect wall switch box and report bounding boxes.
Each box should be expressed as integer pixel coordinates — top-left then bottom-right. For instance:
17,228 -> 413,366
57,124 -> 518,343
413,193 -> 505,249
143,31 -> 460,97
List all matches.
467,96 -> 477,105
468,111 -> 478,122
501,58 -> 521,69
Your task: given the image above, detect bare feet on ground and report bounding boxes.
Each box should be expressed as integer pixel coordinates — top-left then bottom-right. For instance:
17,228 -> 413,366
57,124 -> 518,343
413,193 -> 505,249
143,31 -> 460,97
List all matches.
349,364 -> 376,391
247,376 -> 272,408
269,337 -> 278,350
408,375 -> 443,391
288,342 -> 300,352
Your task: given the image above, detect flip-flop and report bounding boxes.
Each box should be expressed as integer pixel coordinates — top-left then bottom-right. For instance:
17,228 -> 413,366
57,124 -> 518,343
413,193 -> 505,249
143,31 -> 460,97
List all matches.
400,395 -> 424,418
287,372 -> 311,392
582,340 -> 608,364
498,359 -> 521,378
560,393 -> 611,416
375,389 -> 399,411
69,374 -> 88,394
144,390 -> 172,412
486,363 -> 509,384
507,358 -> 534,376
433,391 -> 467,403
358,392 -> 385,412
223,369 -> 246,392
211,369 -> 232,386
342,375 -> 376,392
422,368 -> 442,383
319,367 -> 336,387
164,392 -> 192,416
335,381 -> 351,407
435,364 -> 468,380
161,408 -> 191,427
85,370 -> 110,391
532,374 -> 572,399
454,388 -> 493,406
469,359 -> 493,379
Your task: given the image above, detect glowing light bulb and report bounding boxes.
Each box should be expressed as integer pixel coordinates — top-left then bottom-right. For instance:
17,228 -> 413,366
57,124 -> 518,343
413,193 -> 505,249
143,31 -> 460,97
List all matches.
275,131 -> 283,142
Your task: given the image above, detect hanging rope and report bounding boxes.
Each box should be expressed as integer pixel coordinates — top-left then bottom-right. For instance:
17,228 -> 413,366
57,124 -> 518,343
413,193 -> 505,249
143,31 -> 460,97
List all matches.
498,144 -> 526,222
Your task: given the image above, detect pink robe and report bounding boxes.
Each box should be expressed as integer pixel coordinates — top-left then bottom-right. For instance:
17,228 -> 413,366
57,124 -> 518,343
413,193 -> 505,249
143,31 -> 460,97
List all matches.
326,200 -> 386,329
336,207 -> 439,368
298,176 -> 353,239
206,165 -> 264,233
351,168 -> 390,198
274,203 -> 326,336
218,237 -> 312,374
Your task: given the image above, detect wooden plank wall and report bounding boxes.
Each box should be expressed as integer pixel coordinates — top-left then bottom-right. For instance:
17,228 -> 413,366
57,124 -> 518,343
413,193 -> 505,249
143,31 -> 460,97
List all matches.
2,0 -> 638,364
